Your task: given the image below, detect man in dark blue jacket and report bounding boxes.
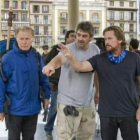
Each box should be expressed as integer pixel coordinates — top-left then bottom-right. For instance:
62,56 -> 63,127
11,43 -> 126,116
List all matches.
0,26 -> 51,140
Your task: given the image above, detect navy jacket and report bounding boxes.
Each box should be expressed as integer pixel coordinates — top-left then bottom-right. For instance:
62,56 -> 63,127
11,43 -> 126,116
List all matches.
0,43 -> 51,115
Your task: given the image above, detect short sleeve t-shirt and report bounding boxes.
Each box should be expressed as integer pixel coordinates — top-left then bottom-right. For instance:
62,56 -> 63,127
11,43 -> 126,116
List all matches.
57,42 -> 100,107
88,51 -> 140,117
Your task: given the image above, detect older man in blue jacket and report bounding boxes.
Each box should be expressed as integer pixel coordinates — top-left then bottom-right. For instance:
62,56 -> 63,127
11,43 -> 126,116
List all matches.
0,26 -> 51,140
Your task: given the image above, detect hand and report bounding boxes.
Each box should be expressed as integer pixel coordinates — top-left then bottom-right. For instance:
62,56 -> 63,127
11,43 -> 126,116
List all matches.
58,44 -> 72,59
42,64 -> 55,76
94,92 -> 99,105
44,99 -> 50,109
136,107 -> 140,121
0,113 -> 4,122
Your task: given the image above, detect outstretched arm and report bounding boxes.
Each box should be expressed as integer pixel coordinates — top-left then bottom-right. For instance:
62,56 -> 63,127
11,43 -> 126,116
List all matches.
57,44 -> 93,72
42,55 -> 65,76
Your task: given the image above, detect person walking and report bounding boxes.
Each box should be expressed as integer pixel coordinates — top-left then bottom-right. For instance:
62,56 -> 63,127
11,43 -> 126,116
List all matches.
43,21 -> 100,140
44,30 -> 76,140
0,26 -> 51,140
129,38 -> 140,55
56,26 -> 140,140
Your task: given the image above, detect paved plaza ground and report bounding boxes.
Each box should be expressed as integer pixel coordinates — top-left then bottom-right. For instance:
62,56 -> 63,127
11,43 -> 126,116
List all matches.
0,112 -> 140,140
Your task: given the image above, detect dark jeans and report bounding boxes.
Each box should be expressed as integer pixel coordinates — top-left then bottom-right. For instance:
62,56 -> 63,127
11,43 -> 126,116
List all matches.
8,113 -> 38,140
44,90 -> 58,133
100,115 -> 139,140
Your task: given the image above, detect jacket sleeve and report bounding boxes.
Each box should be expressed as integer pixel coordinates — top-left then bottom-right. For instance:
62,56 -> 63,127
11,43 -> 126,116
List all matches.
38,53 -> 51,99
0,75 -> 6,113
0,55 -> 13,113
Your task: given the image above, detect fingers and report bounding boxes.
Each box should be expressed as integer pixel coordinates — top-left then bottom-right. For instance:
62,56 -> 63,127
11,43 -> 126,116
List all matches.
42,66 -> 55,76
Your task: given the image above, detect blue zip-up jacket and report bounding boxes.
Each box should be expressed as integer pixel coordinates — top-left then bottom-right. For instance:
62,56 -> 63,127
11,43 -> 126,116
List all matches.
0,43 -> 51,115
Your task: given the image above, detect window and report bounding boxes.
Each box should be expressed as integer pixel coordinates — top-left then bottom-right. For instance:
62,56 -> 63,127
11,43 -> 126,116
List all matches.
34,26 -> 39,35
34,15 -> 39,23
44,16 -> 48,24
33,5 -> 39,13
60,26 -> 67,36
44,26 -> 48,35
129,12 -> 134,20
129,24 -> 133,32
93,13 -> 99,22
42,5 -> 49,13
60,13 -> 67,22
13,1 -> 18,9
120,23 -> 124,30
120,2 -> 124,7
129,35 -> 134,39
109,11 -> 114,19
4,12 -> 8,20
21,13 -> 27,21
4,0 -> 9,8
120,12 -> 124,20
13,13 -> 18,21
129,2 -> 133,7
21,1 -> 27,9
94,27 -> 99,36
34,37 -> 40,45
61,12 -> 67,18
110,1 -> 114,6
79,13 -> 83,22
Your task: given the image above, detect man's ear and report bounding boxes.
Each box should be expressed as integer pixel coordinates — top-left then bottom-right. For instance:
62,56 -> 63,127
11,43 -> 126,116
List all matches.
89,37 -> 93,42
118,40 -> 122,44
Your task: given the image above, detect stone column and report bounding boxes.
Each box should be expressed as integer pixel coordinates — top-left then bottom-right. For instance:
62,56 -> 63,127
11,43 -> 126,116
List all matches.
68,0 -> 79,30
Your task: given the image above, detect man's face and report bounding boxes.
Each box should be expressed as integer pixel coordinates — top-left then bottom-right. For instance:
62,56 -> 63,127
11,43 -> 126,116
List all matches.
66,32 -> 76,44
76,29 -> 92,50
43,48 -> 48,54
16,30 -> 33,51
104,30 -> 122,53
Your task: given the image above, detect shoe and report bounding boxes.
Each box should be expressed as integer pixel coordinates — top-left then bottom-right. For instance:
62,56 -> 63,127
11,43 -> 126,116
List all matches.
46,132 -> 53,140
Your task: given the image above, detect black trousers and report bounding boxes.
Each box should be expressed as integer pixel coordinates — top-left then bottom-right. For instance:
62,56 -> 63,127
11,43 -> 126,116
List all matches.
8,113 -> 38,140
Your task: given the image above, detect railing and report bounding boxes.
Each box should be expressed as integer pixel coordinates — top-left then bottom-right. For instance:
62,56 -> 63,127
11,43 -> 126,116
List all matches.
91,19 -> 101,23
59,18 -> 68,23
30,19 -> 52,24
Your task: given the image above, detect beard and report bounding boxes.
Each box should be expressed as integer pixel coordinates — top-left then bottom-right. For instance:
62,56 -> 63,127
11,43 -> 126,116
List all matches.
105,45 -> 118,53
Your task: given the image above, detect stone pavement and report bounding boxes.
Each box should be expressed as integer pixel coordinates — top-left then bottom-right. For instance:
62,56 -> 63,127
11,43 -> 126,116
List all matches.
0,113 -> 139,140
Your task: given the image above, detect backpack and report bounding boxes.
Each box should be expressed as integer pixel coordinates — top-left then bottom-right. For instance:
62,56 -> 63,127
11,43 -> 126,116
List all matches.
0,37 -> 16,130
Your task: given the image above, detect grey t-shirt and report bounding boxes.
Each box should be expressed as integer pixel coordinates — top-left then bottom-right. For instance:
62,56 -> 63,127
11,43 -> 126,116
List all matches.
57,42 -> 100,107
88,51 -> 140,117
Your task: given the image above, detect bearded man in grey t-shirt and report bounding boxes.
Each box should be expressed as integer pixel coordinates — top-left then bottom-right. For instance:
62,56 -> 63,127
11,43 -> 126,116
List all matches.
43,21 -> 100,140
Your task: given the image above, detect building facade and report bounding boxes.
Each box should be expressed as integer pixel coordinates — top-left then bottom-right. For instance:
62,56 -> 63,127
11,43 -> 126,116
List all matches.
0,0 -> 139,47
106,0 -> 138,42
29,0 -> 53,47
0,0 -> 30,39
53,0 -> 106,43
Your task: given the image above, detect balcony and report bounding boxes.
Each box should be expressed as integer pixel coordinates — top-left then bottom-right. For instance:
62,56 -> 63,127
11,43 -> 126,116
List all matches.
91,19 -> 101,23
34,32 -> 52,36
1,6 -> 29,12
1,18 -> 30,22
30,19 -> 52,25
107,16 -> 136,22
59,17 -> 68,24
1,21 -> 30,32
